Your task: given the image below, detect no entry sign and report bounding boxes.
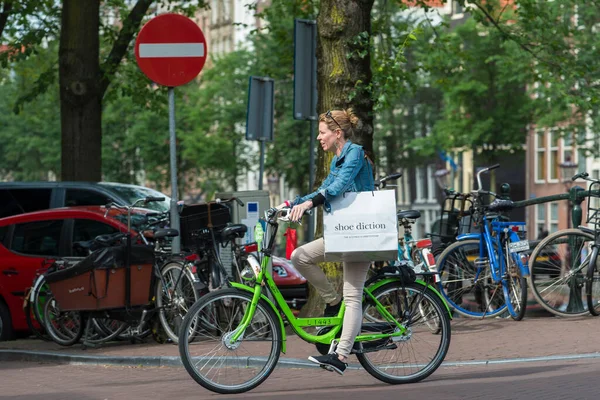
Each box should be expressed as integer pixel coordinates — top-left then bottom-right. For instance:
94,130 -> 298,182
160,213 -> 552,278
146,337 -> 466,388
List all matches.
135,13 -> 207,87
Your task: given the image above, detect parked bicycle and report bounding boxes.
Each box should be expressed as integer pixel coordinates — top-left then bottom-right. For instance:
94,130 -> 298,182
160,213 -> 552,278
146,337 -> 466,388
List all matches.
525,172 -> 600,317
435,164 -> 530,320
178,206 -> 451,394
42,197 -> 200,346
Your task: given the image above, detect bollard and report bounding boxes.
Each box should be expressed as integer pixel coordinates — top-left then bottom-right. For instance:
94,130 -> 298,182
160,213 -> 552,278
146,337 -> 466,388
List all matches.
566,185 -> 586,313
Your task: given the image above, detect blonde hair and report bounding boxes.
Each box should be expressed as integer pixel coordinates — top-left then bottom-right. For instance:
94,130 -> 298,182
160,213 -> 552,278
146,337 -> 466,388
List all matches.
319,108 -> 361,139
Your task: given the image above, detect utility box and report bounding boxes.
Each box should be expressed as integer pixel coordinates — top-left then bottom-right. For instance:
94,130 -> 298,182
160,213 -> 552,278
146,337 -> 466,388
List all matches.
214,190 -> 272,277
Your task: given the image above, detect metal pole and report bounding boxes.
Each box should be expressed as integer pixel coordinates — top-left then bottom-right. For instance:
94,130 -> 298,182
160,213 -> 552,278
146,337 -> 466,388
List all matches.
258,139 -> 265,190
308,119 -> 316,242
168,87 -> 181,254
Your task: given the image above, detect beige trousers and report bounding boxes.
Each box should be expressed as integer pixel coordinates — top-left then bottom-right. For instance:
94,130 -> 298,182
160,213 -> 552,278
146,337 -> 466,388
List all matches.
290,238 -> 371,357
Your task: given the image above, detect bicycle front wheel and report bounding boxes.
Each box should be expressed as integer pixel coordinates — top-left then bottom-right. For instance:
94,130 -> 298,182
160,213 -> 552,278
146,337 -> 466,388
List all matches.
503,250 -> 528,321
357,281 -> 451,384
527,229 -> 593,317
43,296 -> 84,346
437,239 -> 506,318
178,288 -> 282,394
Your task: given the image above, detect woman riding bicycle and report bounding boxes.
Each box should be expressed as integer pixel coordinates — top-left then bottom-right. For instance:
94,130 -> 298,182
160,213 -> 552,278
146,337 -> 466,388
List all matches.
278,108 -> 374,375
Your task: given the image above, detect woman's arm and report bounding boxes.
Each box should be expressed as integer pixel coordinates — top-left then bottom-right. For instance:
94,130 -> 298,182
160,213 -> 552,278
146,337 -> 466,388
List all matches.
316,146 -> 365,202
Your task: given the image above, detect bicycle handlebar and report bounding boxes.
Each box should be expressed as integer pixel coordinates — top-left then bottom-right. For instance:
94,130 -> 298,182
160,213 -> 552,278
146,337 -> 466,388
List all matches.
214,197 -> 245,207
374,172 -> 402,189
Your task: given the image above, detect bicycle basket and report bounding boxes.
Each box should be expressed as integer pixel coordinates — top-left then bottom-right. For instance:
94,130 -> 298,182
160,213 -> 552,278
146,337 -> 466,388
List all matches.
586,181 -> 600,231
436,193 -> 474,240
44,245 -> 155,311
180,202 -> 232,249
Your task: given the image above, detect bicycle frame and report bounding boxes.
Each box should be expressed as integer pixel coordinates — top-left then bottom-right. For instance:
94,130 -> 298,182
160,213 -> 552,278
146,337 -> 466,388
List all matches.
456,216 -> 530,283
224,210 -> 452,350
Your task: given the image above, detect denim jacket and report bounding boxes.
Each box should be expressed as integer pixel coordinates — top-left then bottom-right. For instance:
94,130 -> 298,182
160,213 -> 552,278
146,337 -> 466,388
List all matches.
294,140 -> 374,212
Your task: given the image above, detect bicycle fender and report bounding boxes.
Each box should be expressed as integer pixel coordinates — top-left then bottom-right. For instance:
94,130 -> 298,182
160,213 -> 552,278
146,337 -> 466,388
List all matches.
457,233 -> 481,241
367,278 -> 452,318
229,281 -> 287,353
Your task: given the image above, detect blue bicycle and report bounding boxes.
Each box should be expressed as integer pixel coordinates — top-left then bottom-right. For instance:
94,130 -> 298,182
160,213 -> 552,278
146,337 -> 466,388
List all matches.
435,164 -> 531,320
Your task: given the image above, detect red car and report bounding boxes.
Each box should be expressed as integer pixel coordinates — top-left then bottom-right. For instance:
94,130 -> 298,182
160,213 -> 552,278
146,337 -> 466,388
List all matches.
271,256 -> 308,312
0,206 -> 148,340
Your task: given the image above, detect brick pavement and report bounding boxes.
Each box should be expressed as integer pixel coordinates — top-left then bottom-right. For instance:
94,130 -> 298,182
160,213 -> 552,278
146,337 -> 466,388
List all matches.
1,315 -> 600,366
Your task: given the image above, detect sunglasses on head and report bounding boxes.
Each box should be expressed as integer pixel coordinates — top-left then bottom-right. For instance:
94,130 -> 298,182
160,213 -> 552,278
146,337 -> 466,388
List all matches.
325,110 -> 343,132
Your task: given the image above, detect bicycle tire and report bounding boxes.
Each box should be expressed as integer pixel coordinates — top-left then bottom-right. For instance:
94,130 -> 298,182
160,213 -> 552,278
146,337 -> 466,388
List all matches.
586,246 -> 600,316
502,250 -> 528,321
178,288 -> 282,394
86,318 -> 128,344
43,296 -> 85,346
357,281 -> 451,384
527,228 -> 593,317
156,261 -> 200,343
437,239 -> 507,318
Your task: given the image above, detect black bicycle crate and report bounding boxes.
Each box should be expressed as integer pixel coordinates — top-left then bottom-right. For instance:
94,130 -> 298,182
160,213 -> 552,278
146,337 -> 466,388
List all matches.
179,203 -> 231,249
586,181 -> 600,232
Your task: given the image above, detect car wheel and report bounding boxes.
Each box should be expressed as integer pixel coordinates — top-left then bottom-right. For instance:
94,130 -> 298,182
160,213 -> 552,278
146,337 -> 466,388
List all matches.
0,300 -> 14,341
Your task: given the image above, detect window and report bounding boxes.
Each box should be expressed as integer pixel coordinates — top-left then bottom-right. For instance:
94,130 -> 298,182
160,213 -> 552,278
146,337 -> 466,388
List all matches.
0,225 -> 8,246
72,219 -> 118,256
11,220 -> 63,256
536,204 -> 547,239
548,130 -> 559,181
549,203 -> 559,233
65,189 -> 111,207
0,188 -> 52,218
427,165 -> 437,202
452,0 -> 464,14
416,167 -> 426,202
535,131 -> 546,182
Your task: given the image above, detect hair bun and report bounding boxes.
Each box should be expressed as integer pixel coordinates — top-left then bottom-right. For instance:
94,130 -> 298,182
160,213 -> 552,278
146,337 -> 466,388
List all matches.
345,108 -> 361,130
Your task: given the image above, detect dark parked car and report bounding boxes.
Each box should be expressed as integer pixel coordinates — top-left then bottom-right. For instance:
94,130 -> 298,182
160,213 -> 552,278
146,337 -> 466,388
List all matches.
0,181 -> 171,219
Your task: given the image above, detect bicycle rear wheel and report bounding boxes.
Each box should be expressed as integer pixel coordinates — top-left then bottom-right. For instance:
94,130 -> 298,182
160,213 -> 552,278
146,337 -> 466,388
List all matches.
178,288 -> 281,394
437,239 -> 506,318
156,261 -> 199,343
527,229 -> 593,317
357,281 -> 451,384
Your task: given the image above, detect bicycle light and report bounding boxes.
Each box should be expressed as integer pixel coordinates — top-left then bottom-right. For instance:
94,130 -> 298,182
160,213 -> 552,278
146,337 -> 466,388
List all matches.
240,265 -> 256,281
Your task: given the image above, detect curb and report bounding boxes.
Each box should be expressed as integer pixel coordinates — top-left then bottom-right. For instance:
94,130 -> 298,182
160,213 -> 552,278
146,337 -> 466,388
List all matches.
0,349 -> 323,369
4,349 -> 600,369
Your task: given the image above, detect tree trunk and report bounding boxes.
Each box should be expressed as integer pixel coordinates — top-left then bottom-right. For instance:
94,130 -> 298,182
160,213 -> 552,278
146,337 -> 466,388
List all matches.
299,0 -> 375,318
59,1 -> 102,181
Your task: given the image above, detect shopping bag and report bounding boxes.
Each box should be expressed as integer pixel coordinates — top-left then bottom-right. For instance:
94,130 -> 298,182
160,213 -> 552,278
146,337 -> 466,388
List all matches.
323,190 -> 398,262
284,227 -> 297,260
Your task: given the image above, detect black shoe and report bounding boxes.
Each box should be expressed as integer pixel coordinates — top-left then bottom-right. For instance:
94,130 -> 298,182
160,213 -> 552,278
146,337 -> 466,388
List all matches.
308,352 -> 348,375
324,299 -> 342,317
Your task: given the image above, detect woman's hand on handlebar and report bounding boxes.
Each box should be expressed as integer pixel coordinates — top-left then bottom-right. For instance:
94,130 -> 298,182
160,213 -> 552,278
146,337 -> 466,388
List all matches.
289,200 -> 313,223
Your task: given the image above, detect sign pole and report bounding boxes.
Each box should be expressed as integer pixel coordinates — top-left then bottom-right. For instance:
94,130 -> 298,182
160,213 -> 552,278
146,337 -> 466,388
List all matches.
258,138 -> 266,190
308,118 -> 316,242
168,87 -> 181,254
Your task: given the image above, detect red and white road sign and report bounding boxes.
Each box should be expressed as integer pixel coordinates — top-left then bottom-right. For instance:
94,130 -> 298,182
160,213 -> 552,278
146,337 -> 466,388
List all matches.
135,13 -> 207,87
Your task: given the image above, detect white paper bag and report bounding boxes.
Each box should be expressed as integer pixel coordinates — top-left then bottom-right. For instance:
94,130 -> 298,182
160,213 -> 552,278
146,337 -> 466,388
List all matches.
323,190 -> 399,262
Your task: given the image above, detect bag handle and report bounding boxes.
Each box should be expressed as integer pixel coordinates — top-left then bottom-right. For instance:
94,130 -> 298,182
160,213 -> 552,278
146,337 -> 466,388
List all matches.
88,269 -> 110,301
365,154 -> 375,196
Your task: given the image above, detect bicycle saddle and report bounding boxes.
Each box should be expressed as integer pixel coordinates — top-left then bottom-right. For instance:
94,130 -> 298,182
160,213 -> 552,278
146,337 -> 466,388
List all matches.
488,199 -> 514,212
397,210 -> 421,220
154,228 -> 179,239
221,224 -> 248,242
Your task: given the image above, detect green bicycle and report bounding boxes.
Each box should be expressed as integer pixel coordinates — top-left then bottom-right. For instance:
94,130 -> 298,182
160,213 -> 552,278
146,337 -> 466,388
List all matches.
178,207 -> 452,394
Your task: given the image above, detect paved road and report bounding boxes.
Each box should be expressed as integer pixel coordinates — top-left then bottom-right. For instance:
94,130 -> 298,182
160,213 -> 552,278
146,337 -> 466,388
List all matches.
1,358 -> 597,400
